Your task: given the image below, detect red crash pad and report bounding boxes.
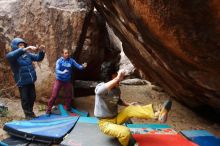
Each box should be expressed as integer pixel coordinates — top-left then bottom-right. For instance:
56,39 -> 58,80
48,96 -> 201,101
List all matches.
133,134 -> 198,146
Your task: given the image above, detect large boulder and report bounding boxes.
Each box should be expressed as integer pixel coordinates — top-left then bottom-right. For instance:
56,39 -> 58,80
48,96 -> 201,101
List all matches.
0,0 -> 120,101
106,24 -> 140,77
94,1 -> 220,112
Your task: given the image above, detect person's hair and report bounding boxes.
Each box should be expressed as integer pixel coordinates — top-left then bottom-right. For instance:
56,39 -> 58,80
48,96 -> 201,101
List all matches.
101,62 -> 119,82
62,48 -> 69,54
18,42 -> 27,47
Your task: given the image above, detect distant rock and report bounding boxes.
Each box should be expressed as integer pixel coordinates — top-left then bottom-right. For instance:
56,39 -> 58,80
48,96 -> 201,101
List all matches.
73,80 -> 99,97
74,80 -> 99,88
120,78 -> 150,85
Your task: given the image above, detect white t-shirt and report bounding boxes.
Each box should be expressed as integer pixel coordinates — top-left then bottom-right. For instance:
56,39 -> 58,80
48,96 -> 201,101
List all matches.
94,82 -> 121,118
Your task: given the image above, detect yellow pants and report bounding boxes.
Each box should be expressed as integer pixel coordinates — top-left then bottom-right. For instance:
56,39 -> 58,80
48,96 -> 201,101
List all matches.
98,104 -> 155,146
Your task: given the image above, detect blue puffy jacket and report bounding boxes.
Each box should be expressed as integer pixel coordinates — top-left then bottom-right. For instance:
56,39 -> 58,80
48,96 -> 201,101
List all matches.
56,57 -> 84,82
6,38 -> 45,87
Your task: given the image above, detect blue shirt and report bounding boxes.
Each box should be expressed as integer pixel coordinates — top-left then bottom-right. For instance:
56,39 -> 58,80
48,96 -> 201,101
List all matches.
56,57 -> 84,82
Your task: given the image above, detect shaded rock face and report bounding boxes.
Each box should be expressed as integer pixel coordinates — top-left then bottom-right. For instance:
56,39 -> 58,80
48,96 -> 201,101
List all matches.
106,24 -> 140,78
95,0 -> 220,111
73,12 -> 121,81
0,0 -> 120,100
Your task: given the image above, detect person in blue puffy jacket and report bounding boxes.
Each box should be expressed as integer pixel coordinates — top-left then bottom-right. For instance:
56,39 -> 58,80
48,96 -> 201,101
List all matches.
46,49 -> 87,114
6,38 -> 45,119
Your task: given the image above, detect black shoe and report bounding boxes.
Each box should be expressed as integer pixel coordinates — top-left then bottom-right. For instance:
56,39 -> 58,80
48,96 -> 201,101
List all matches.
30,112 -> 36,118
25,115 -> 34,120
24,111 -> 36,120
45,110 -> 51,117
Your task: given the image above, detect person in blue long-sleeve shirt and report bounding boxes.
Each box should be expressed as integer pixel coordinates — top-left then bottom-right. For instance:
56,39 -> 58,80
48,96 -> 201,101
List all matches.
46,49 -> 87,114
6,38 -> 45,119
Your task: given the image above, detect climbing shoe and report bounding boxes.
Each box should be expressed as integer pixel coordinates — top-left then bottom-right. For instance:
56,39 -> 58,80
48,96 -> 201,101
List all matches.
158,99 -> 172,123
24,111 -> 36,120
45,110 -> 51,117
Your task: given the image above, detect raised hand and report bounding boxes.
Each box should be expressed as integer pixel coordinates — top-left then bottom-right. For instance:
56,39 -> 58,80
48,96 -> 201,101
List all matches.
27,46 -> 36,50
116,69 -> 126,82
38,45 -> 45,51
82,62 -> 87,68
24,46 -> 37,51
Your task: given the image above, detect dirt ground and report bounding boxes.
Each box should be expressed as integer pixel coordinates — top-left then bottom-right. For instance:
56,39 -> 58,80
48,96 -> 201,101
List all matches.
1,84 -> 220,142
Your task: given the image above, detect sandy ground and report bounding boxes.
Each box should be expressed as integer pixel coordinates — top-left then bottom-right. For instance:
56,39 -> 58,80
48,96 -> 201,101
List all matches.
1,84 -> 220,143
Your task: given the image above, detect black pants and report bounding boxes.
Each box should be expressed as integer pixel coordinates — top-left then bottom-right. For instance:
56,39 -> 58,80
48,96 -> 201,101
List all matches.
18,84 -> 36,116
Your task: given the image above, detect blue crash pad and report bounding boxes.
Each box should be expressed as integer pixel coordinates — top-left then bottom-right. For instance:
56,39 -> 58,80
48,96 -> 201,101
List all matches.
71,107 -> 89,117
77,116 -> 99,124
1,136 -> 47,146
181,130 -> 220,146
58,104 -> 89,117
58,104 -> 69,116
193,136 -> 220,146
3,114 -> 79,144
0,141 -> 8,146
181,130 -> 215,137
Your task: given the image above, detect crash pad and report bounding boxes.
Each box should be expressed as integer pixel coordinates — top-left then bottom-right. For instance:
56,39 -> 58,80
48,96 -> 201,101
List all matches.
127,123 -> 177,135
60,117 -> 121,146
57,104 -> 89,117
132,134 -> 198,146
70,107 -> 89,117
3,114 -> 79,144
58,104 -> 69,116
181,130 -> 215,137
1,136 -> 47,146
0,141 -> 8,146
127,124 -> 198,146
181,130 -> 220,146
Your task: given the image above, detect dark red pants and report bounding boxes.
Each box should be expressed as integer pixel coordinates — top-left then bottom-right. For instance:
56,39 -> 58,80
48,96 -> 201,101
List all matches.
47,80 -> 73,112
